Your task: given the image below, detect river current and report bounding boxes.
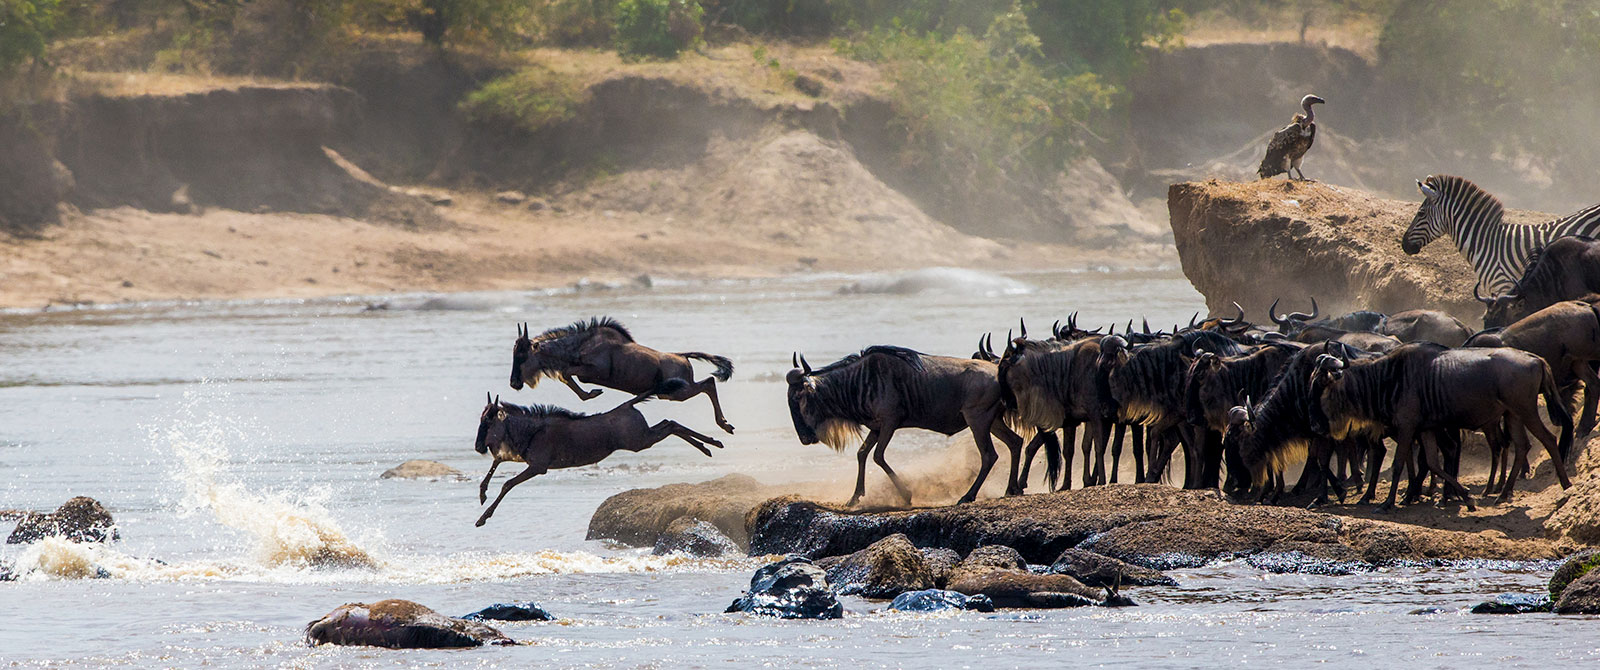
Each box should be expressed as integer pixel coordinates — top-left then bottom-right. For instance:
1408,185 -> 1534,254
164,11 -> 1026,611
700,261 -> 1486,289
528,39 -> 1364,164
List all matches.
1,269 -> 1595,668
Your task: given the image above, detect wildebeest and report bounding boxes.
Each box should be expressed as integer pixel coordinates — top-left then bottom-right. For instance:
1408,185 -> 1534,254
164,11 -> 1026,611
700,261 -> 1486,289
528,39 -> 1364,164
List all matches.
509,318 -> 736,433
1107,330 -> 1245,487
473,383 -> 724,527
1182,342 -> 1303,492
998,334 -> 1126,490
786,346 -> 1024,506
1309,343 -> 1573,508
1480,237 -> 1600,328
1270,299 -> 1470,347
1466,300 -> 1600,436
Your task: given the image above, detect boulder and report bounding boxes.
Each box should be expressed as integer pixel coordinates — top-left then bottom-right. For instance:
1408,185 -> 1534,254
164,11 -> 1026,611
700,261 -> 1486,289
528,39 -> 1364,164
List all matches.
823,533 -> 935,599
1549,549 -> 1600,601
652,517 -> 740,558
942,544 -> 1132,609
1470,593 -> 1551,614
1554,569 -> 1600,614
304,599 -> 514,648
5,497 -> 118,544
888,589 -> 995,613
589,474 -> 780,549
461,602 -> 554,622
1049,548 -> 1176,587
725,556 -> 844,620
380,460 -> 464,480
921,547 -> 962,588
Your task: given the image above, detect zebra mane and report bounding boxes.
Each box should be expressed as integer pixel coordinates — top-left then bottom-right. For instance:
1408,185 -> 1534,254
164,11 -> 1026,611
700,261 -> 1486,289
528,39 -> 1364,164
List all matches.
1429,175 -> 1505,227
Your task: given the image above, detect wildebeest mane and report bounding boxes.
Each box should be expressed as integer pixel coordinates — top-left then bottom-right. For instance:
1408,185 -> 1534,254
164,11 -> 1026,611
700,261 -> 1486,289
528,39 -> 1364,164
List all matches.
535,316 -> 634,346
1233,341 -> 1363,482
1516,236 -> 1597,297
497,402 -> 591,420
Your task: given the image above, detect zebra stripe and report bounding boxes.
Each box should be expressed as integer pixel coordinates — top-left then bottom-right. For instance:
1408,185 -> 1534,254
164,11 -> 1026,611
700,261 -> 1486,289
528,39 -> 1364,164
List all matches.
1403,175 -> 1600,296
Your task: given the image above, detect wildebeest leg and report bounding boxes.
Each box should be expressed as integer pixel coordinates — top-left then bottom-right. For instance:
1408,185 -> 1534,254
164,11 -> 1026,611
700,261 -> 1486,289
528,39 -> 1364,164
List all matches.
1145,428 -> 1179,485
871,431 -> 913,506
1130,424 -> 1146,484
1379,430 -> 1416,512
988,421 -> 1026,497
1090,420 -> 1114,487
1419,432 -> 1475,511
478,458 -> 503,505
661,377 -> 735,434
959,410 -> 1011,505
1198,429 -> 1224,490
561,375 -> 604,400
847,429 -> 883,507
1360,439 -> 1385,504
646,420 -> 725,456
1018,431 -> 1047,491
476,464 -> 545,527
1060,424 -> 1078,490
1573,360 -> 1600,436
1077,421 -> 1094,488
1514,401 -> 1574,490
1483,421 -> 1505,496
1108,423 -> 1126,484
1496,424 -> 1534,504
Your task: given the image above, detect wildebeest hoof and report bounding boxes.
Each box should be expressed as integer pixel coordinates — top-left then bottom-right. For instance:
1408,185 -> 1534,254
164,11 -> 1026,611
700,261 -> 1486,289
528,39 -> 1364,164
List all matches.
474,517 -> 488,527
718,421 -> 735,434
584,390 -> 604,400
1373,503 -> 1394,514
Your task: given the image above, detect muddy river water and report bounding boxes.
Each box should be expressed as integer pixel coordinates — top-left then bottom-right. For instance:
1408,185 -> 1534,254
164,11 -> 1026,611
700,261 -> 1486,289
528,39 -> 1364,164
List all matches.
1,269 -> 1595,667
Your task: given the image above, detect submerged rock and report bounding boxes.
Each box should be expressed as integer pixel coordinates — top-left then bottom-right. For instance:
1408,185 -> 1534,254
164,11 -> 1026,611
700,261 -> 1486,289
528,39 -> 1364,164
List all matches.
305,599 -> 514,648
1050,548 -> 1177,587
889,589 -> 995,613
5,497 -> 118,544
726,556 -> 844,620
652,517 -> 740,558
461,602 -> 554,622
1555,568 -> 1600,614
824,533 -> 935,599
1470,593 -> 1551,614
380,460 -> 464,480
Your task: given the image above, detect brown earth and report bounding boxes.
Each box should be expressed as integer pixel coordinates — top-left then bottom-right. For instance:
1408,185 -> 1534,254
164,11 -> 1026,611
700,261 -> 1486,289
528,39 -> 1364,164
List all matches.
1168,178 -> 1556,324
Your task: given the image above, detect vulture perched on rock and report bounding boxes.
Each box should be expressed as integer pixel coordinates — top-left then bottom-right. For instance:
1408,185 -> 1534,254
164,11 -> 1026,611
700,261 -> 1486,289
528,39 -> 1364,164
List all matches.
1258,94 -> 1325,181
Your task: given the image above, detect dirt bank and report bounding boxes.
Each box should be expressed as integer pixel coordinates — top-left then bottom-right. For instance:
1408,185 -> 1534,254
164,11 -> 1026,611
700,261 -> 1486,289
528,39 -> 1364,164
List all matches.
1168,178 -> 1555,323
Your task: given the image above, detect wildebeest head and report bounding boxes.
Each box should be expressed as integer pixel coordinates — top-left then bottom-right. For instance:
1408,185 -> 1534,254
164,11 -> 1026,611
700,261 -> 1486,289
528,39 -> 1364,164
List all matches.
786,353 -> 821,445
510,323 -> 536,390
1478,282 -> 1525,329
1306,353 -> 1348,437
1183,351 -> 1223,427
475,392 -> 508,454
1268,298 -> 1319,333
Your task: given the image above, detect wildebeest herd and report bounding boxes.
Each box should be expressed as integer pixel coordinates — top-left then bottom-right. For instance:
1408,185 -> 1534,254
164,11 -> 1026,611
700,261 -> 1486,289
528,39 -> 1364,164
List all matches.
470,161 -> 1600,523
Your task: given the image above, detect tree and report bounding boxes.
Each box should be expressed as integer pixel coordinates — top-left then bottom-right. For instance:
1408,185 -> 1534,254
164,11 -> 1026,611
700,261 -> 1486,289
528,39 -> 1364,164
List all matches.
0,0 -> 64,74
403,0 -> 528,47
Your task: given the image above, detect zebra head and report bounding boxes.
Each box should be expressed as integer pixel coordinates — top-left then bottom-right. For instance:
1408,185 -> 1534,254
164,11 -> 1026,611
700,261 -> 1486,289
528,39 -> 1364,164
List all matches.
1402,176 -> 1451,255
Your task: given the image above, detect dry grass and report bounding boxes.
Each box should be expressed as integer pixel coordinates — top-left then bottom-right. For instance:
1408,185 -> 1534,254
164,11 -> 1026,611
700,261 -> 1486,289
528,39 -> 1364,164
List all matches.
1181,11 -> 1384,60
62,70 -> 331,98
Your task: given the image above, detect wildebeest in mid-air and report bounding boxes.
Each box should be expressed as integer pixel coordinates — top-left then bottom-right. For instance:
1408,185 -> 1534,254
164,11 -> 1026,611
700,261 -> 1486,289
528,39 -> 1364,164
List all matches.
786,346 -> 1024,506
510,317 -> 736,433
473,383 -> 724,527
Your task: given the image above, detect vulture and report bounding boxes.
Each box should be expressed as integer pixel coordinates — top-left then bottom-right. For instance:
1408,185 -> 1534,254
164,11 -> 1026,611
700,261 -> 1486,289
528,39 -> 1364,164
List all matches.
1257,94 -> 1325,181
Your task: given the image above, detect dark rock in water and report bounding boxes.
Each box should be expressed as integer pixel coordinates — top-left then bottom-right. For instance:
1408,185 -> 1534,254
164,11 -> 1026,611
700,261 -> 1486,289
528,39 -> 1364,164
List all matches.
921,547 -> 962,588
1471,593 -> 1551,614
946,545 -> 1133,609
1050,548 -> 1177,587
1245,550 -> 1369,576
461,602 -> 554,622
1549,548 -> 1600,601
824,533 -> 935,599
0,560 -> 14,582
726,556 -> 844,620
6,497 -> 118,544
305,599 -> 514,648
1554,568 -> 1600,614
889,589 -> 995,613
380,460 -> 465,480
1408,607 -> 1450,615
652,517 -> 740,558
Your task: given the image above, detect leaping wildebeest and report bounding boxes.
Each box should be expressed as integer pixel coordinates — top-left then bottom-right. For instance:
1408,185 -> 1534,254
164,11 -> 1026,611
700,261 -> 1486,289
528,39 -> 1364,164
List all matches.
473,383 -> 724,527
510,317 -> 736,433
786,346 -> 1024,506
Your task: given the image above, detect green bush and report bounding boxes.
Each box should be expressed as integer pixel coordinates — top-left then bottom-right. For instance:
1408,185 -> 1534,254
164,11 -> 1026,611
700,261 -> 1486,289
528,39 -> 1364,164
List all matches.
535,0 -> 620,46
460,65 -> 589,133
700,0 -> 837,35
614,0 -> 703,59
1,0 -> 65,74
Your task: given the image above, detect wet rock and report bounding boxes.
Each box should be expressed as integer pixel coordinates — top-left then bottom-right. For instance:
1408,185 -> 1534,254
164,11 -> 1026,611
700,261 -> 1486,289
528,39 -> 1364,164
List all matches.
1549,549 -> 1600,601
1049,548 -> 1177,587
921,547 -> 962,588
5,497 -> 118,544
725,556 -> 843,620
823,533 -> 935,599
0,560 -> 14,582
1470,593 -> 1551,614
494,190 -> 527,205
379,460 -> 464,480
652,517 -> 739,558
304,599 -> 514,648
1245,550 -> 1368,576
588,474 -> 780,549
945,544 -> 1131,609
461,602 -> 554,622
1555,569 -> 1600,614
888,589 -> 995,613
1408,607 -> 1450,615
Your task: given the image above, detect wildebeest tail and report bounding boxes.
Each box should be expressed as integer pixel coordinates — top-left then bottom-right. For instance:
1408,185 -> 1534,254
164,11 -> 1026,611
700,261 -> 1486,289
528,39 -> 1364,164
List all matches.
1041,431 -> 1062,492
1538,360 -> 1575,461
680,352 -> 734,381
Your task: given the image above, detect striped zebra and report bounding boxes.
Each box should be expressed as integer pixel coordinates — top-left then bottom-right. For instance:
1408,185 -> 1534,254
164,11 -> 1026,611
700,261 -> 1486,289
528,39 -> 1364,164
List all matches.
1402,175 -> 1600,296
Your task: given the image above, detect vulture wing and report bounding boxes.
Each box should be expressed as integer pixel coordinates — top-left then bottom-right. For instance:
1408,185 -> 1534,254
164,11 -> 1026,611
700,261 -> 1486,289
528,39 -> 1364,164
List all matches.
1257,122 -> 1300,179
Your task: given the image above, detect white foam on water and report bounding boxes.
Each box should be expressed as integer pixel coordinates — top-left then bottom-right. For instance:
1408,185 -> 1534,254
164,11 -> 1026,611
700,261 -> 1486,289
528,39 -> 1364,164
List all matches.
837,267 -> 1034,297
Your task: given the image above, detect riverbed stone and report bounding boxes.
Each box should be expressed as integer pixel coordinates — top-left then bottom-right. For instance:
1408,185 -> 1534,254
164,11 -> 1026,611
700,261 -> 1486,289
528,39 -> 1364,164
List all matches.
305,599 -> 514,648
652,517 -> 739,558
5,497 -> 118,544
379,460 -> 464,480
1554,569 -> 1600,614
1049,548 -> 1176,587
824,533 -> 935,599
1549,549 -> 1600,601
726,556 -> 843,620
921,547 -> 962,588
888,589 -> 995,613
1470,593 -> 1551,614
461,602 -> 554,622
589,474 -> 777,549
945,545 -> 1129,609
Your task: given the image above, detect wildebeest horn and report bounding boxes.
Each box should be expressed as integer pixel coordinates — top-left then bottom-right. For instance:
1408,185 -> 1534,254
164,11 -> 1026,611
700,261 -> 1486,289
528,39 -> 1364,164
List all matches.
1069,311 -> 1079,331
486,391 -> 492,405
1019,318 -> 1028,339
1473,282 -> 1494,305
1142,317 -> 1151,334
799,353 -> 812,374
1189,312 -> 1200,329
494,394 -> 501,406
1245,395 -> 1256,422
1222,301 -> 1245,325
792,352 -> 799,368
1283,298 -> 1317,322
1262,331 -> 1287,341
1052,320 -> 1062,338
1269,298 -> 1288,326
1124,320 -> 1134,335
985,333 -> 995,356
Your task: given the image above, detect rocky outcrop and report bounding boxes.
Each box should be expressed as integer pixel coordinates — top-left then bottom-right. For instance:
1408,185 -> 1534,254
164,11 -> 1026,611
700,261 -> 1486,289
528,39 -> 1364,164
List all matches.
747,485 -> 1561,569
5,497 -> 118,544
304,599 -> 514,648
823,533 -> 936,599
380,460 -> 465,480
651,517 -> 740,558
1554,569 -> 1600,614
1546,479 -> 1600,545
1549,549 -> 1600,601
1168,179 -> 1556,323
725,556 -> 844,620
588,474 -> 782,549
1049,548 -> 1176,587
461,602 -> 554,622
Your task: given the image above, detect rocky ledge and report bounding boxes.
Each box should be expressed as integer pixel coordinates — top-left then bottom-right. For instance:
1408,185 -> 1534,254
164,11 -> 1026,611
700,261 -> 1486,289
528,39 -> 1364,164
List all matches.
748,485 -> 1561,570
1168,179 -> 1555,323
